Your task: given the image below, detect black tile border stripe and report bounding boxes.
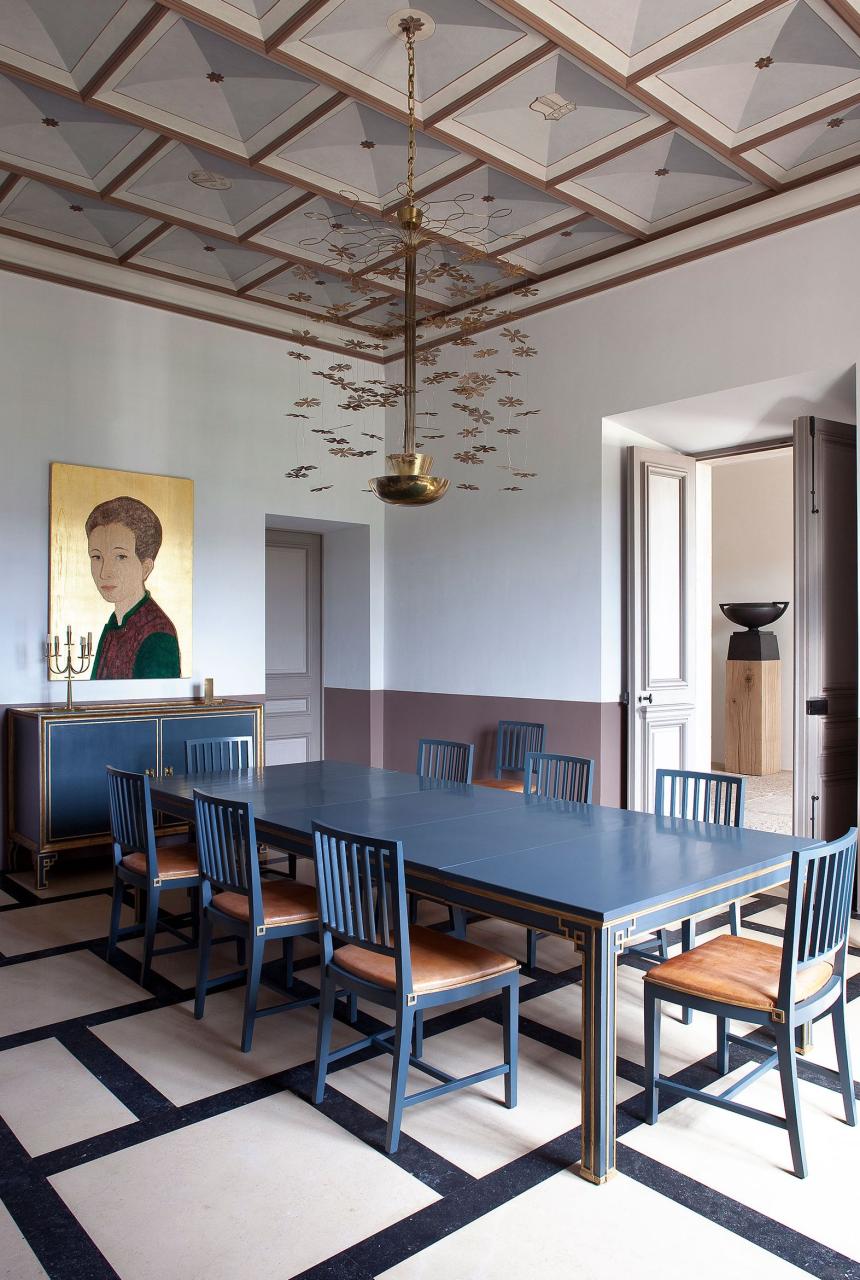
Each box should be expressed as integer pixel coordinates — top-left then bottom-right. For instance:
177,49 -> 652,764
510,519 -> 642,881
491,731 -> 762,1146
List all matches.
0,1116 -> 120,1280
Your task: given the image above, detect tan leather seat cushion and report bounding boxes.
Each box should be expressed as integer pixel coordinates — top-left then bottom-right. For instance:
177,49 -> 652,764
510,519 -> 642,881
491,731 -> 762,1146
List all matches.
121,844 -> 199,881
213,881 -> 317,927
335,924 -> 518,995
474,777 -> 524,793
644,933 -> 833,1013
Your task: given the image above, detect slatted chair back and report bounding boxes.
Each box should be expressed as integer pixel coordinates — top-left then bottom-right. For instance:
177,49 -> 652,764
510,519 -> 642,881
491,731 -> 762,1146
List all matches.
193,790 -> 262,917
313,823 -> 411,994
185,735 -> 254,775
655,769 -> 745,826
524,752 -> 594,803
106,767 -> 156,871
779,829 -> 857,1010
495,721 -> 545,779
416,738 -> 475,784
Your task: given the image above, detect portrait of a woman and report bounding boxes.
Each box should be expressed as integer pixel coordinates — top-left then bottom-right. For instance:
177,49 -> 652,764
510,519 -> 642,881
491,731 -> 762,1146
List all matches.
86,495 -> 181,679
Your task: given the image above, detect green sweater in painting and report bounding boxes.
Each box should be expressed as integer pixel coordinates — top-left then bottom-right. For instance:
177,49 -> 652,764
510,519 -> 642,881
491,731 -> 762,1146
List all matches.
91,593 -> 181,680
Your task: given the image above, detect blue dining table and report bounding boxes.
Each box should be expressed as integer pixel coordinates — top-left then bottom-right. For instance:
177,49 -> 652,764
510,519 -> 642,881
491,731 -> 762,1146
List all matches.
149,760 -> 809,1185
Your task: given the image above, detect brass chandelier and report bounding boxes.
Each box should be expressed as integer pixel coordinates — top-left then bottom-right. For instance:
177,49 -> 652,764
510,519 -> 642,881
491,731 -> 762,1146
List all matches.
368,15 -> 449,506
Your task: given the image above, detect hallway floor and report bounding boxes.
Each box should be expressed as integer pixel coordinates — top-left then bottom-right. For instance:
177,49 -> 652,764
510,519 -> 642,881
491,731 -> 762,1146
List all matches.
742,771 -> 793,836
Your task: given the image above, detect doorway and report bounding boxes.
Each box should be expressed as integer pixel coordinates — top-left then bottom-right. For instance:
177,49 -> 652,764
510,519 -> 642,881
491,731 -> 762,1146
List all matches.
264,528 -> 322,764
612,365 -> 857,828
708,448 -> 794,833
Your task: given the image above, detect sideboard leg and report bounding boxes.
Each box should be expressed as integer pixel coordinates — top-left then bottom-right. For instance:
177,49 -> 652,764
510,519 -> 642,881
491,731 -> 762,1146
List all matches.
35,852 -> 57,891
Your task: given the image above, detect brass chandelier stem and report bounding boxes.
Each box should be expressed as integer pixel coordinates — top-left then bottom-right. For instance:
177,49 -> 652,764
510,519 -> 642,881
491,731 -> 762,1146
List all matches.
369,14 -> 448,505
397,15 -> 423,459
403,230 -> 417,455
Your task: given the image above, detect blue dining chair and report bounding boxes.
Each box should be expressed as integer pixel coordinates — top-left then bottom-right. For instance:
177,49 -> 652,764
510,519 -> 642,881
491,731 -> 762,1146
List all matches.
106,767 -> 200,985
496,721 -> 545,783
416,738 -> 475,784
644,828 -> 857,1178
412,738 -> 475,928
193,789 -> 319,1052
630,768 -> 746,962
311,821 -> 519,1154
185,735 -> 254,773
523,752 -> 594,968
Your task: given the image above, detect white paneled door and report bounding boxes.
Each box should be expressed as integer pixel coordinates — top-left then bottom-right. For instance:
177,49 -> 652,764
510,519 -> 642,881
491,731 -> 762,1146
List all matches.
264,530 -> 322,764
627,448 -> 697,811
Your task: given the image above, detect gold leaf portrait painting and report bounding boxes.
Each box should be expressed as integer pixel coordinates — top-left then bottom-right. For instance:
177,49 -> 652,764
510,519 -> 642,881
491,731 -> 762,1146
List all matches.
49,463 -> 193,680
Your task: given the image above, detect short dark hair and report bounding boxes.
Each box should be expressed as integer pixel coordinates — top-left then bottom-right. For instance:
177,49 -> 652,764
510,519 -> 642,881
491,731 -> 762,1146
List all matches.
85,496 -> 163,562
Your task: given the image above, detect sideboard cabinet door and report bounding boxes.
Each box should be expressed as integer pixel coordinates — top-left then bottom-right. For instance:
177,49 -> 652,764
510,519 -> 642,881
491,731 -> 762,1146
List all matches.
160,712 -> 259,774
47,717 -> 158,843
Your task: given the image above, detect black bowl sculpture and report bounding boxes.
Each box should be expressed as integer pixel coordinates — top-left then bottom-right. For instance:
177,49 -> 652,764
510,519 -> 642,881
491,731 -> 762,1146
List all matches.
719,601 -> 789,631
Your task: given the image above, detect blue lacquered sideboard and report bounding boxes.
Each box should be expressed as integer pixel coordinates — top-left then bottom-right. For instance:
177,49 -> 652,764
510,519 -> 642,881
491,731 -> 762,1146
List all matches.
6,699 -> 264,887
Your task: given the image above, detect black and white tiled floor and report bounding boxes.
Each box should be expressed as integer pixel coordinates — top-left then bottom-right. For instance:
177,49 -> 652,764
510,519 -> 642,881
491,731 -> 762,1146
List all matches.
0,860 -> 858,1280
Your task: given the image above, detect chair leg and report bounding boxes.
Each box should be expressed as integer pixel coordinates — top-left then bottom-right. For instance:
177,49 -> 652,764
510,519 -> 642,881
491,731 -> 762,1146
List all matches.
313,976 -> 337,1105
288,853 -> 297,880
283,937 -> 294,990
644,988 -> 661,1124
141,886 -> 160,985
503,978 -> 518,1109
190,889 -> 200,945
776,1025 -> 808,1178
408,895 -> 419,925
241,933 -> 264,1053
386,1004 -> 415,1155
716,1016 -> 730,1076
658,928 -> 670,960
194,908 -> 213,1021
412,1010 -> 424,1058
236,935 -> 246,966
107,875 -> 124,962
525,928 -> 537,970
729,900 -> 741,936
832,996 -> 857,1126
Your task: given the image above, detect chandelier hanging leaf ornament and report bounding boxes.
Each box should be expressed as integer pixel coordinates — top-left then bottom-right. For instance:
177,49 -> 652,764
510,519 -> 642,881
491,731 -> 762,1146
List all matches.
369,15 -> 449,506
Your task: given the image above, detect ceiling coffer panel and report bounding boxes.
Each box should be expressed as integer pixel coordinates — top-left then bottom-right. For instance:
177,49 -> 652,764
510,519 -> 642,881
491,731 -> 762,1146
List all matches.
275,0 -> 546,123
0,0 -> 857,358
92,13 -> 335,159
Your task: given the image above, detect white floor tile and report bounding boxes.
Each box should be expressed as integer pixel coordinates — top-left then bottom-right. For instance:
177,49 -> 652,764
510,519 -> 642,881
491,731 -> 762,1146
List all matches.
0,1038 -> 134,1156
94,985 -> 360,1105
0,952 -> 149,1038
51,1092 -> 438,1280
375,1165 -> 810,1280
0,896 -> 132,958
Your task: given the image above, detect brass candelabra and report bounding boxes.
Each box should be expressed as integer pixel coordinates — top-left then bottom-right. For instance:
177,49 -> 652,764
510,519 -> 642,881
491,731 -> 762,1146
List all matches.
45,625 -> 93,711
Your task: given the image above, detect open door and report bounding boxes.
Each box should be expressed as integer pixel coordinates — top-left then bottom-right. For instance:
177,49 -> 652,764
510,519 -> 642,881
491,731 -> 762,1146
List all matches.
793,417 -> 858,844
627,448 -> 697,811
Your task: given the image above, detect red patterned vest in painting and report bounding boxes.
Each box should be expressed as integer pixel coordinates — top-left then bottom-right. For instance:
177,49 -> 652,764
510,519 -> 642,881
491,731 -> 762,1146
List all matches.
94,596 -> 178,680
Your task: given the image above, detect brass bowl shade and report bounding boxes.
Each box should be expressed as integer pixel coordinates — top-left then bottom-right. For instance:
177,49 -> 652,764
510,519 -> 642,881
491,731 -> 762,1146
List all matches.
369,450 -> 448,504
369,473 -> 449,505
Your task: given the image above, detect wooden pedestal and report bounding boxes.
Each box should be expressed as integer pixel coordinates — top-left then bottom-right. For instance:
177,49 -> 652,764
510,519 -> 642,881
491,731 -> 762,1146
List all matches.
725,659 -> 781,776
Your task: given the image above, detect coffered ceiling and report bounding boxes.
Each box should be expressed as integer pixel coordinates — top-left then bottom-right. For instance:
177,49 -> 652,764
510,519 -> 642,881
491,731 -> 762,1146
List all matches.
1,0 -> 860,360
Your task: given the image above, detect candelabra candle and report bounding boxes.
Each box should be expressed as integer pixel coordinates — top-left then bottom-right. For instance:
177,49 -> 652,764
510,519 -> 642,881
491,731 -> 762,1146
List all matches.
45,624 -> 93,712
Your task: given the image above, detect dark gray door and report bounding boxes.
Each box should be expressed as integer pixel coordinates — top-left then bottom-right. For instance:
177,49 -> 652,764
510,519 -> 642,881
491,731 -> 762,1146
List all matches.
793,417 -> 858,844
264,530 -> 322,763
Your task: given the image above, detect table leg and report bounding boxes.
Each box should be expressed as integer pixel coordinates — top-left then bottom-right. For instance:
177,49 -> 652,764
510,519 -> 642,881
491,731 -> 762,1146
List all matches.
680,918 -> 696,1025
576,924 -> 621,1184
